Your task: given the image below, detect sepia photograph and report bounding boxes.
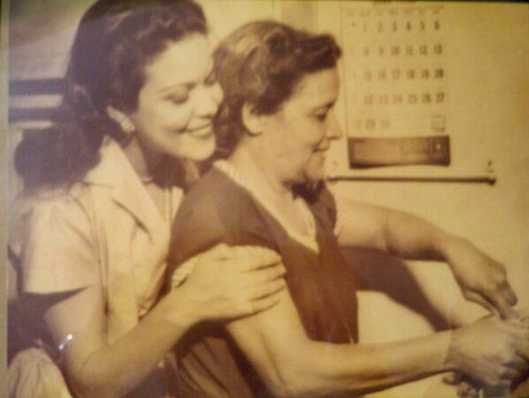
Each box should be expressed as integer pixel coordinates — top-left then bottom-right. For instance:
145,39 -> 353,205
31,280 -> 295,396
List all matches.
3,1 -> 529,397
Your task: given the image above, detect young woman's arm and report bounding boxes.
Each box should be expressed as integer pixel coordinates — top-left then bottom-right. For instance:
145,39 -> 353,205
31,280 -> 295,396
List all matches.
20,197 -> 285,398
36,244 -> 284,398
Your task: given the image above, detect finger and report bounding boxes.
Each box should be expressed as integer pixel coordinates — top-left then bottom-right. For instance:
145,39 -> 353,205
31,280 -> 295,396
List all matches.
231,245 -> 280,262
193,244 -> 233,263
465,385 -> 480,398
477,280 -> 517,319
507,319 -> 529,339
463,382 -> 479,398
507,356 -> 529,373
241,260 -> 285,275
464,386 -> 480,398
515,343 -> 529,362
247,279 -> 286,300
221,253 -> 278,272
205,244 -> 277,264
486,286 -> 518,319
517,308 -> 529,322
501,315 -> 528,331
244,264 -> 286,285
499,368 -> 520,382
457,382 -> 474,398
464,290 -> 500,317
236,253 -> 282,272
443,372 -> 463,385
501,283 -> 518,307
250,294 -> 282,314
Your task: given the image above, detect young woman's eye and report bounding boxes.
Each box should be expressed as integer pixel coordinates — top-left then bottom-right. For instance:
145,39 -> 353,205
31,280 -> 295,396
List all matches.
167,94 -> 188,105
314,112 -> 328,121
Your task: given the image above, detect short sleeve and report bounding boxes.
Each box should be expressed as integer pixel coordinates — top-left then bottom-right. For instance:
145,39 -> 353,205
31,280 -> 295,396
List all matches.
168,170 -> 274,277
16,195 -> 99,294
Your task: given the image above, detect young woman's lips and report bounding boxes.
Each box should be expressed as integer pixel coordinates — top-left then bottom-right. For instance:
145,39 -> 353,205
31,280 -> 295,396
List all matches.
187,124 -> 213,139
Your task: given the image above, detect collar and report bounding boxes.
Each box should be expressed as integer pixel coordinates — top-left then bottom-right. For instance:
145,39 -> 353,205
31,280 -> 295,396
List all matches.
84,137 -> 181,238
214,160 -> 318,252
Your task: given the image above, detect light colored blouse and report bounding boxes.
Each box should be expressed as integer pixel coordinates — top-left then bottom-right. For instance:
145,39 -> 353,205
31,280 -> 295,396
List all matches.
10,138 -> 183,341
8,138 -> 183,397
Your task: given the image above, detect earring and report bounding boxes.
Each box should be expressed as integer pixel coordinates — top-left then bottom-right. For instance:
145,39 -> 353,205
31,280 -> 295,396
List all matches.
246,128 -> 262,137
120,118 -> 135,134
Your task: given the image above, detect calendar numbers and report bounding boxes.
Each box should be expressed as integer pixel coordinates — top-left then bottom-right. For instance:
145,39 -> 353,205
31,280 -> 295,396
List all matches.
362,44 -> 443,58
360,91 -> 445,107
341,4 -> 448,136
355,67 -> 444,83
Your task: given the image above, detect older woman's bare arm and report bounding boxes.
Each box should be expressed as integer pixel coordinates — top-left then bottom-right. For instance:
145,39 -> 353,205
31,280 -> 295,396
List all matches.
332,189 -> 518,318
226,283 -> 529,398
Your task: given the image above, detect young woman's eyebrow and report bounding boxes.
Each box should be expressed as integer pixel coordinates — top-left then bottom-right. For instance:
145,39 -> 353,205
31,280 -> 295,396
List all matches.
158,63 -> 216,95
158,83 -> 191,95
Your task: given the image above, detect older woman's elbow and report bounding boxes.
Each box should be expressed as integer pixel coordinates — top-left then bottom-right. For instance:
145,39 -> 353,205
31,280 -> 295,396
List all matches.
72,386 -> 121,398
69,375 -> 122,398
266,366 -> 324,398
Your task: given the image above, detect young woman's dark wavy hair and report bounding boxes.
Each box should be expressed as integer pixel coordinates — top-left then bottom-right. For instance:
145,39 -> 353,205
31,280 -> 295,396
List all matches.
15,0 -> 207,190
212,20 -> 342,159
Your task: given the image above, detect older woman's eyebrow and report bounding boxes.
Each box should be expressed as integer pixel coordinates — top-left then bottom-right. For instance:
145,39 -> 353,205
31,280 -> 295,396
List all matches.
312,100 -> 336,112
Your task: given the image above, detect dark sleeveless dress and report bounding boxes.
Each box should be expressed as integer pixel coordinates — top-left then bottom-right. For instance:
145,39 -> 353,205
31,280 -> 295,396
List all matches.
168,167 -> 359,398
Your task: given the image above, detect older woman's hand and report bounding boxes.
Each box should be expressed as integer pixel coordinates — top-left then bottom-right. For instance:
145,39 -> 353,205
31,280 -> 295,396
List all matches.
443,373 -> 480,398
172,244 -> 286,322
446,310 -> 529,398
446,314 -> 529,389
443,236 -> 518,318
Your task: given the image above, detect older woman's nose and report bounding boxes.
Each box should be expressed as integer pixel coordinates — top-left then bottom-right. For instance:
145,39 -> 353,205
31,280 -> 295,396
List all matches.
326,113 -> 343,140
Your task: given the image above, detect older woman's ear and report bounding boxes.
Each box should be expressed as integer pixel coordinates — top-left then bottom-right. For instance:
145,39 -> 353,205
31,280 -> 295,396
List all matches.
241,103 -> 264,137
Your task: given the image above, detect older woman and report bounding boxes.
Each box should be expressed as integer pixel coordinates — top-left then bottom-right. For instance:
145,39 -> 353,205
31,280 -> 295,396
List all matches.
169,20 -> 529,397
8,2 -> 287,397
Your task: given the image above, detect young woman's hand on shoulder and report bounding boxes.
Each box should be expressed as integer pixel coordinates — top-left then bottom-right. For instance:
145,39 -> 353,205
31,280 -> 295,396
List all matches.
167,244 -> 286,324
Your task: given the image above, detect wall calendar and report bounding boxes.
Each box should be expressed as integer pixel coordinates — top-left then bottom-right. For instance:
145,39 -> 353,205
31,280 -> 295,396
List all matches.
339,3 -> 451,169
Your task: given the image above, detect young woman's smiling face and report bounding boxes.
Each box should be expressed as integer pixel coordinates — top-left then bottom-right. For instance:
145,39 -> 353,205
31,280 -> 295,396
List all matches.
128,33 -> 222,163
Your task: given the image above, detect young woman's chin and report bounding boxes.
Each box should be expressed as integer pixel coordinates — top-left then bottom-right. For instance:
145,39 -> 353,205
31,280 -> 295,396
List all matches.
170,136 -> 216,162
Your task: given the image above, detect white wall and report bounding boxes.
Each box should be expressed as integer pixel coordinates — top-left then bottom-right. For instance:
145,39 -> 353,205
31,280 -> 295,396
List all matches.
318,3 -> 529,397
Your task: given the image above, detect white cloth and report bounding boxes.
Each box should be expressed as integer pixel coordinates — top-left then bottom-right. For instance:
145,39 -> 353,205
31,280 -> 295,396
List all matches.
8,348 -> 72,398
8,137 -> 184,396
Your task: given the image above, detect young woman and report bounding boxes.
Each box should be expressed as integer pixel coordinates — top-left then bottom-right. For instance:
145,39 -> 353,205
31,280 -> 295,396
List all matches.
8,2 -> 286,397
168,20 -> 529,397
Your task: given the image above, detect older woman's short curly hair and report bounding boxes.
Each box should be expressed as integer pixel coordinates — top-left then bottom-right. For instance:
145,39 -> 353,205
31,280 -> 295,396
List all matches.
213,20 -> 342,157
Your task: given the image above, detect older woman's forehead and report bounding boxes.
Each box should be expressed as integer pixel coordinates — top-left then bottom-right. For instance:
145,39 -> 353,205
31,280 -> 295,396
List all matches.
289,68 -> 340,107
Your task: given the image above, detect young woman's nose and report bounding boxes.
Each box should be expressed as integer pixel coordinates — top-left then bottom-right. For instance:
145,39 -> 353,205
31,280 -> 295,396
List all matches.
194,83 -> 223,118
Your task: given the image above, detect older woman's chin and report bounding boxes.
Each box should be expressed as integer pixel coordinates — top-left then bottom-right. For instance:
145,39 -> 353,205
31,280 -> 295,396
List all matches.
302,159 -> 328,184
301,171 -> 327,188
